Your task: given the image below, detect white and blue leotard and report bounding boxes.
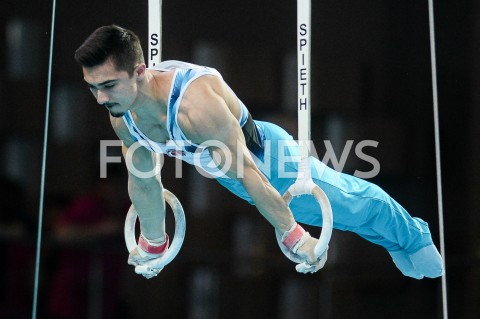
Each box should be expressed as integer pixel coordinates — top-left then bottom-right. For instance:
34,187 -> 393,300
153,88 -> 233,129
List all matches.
122,60 -> 443,278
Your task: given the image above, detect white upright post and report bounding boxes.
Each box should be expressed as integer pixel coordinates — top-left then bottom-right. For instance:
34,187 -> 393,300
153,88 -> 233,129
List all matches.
148,0 -> 162,67
275,0 -> 333,265
297,0 -> 312,160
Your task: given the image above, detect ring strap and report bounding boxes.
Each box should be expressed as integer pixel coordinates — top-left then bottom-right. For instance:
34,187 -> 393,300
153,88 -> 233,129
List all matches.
139,234 -> 169,254
282,224 -> 305,251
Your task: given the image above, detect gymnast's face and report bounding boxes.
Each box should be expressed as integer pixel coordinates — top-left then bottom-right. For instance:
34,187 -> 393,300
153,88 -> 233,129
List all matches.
83,59 -> 140,118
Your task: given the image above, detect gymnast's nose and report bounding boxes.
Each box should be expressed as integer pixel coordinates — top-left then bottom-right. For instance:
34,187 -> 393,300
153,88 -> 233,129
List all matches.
96,89 -> 110,105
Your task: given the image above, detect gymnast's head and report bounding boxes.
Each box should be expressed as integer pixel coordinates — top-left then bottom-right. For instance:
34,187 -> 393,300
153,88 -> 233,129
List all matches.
75,25 -> 145,75
75,26 -> 147,117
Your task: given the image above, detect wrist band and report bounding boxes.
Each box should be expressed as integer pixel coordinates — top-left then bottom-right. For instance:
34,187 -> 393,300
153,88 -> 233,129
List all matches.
139,234 -> 169,254
282,224 -> 305,251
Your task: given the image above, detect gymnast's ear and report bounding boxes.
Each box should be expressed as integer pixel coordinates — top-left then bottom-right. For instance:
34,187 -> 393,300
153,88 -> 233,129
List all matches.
134,63 -> 147,80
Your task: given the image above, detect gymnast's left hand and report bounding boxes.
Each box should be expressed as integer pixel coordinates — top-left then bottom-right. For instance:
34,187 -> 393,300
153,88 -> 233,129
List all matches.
282,223 -> 328,274
294,235 -> 328,274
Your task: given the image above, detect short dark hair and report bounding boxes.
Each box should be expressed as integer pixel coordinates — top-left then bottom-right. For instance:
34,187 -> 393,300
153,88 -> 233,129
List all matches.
74,25 -> 145,74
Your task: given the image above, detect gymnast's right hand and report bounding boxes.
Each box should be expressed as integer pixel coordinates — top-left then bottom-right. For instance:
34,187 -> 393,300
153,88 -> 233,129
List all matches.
128,233 -> 169,279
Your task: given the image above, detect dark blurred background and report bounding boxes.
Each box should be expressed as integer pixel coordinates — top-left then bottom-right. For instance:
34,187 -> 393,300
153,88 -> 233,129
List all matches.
0,0 -> 478,318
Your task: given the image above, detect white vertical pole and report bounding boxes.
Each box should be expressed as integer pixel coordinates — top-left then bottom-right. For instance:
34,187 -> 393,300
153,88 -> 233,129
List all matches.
149,0 -> 163,166
297,0 -> 311,160
148,0 -> 162,67
427,0 -> 448,317
294,0 -> 333,260
275,0 -> 334,268
32,1 -> 56,318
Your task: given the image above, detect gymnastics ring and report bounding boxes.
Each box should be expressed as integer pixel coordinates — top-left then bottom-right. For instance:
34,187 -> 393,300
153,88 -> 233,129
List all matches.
124,189 -> 186,272
275,183 -> 333,263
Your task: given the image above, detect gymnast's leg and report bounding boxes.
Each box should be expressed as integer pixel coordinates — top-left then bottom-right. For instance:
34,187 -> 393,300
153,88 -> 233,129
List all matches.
311,160 -> 444,278
254,120 -> 443,279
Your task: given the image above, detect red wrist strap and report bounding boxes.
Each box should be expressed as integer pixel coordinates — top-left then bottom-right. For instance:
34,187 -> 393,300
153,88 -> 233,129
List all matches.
139,234 -> 169,254
282,224 -> 305,250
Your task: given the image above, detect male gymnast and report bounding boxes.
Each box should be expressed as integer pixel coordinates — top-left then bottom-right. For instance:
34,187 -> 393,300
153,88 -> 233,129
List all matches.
75,25 -> 444,279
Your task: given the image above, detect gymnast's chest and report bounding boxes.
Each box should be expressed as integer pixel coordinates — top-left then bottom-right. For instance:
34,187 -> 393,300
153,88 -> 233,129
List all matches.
135,121 -> 170,144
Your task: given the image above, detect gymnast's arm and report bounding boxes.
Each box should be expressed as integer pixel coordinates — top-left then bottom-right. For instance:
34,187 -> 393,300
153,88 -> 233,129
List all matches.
179,76 -> 326,271
177,78 -> 295,234
110,116 -> 167,244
